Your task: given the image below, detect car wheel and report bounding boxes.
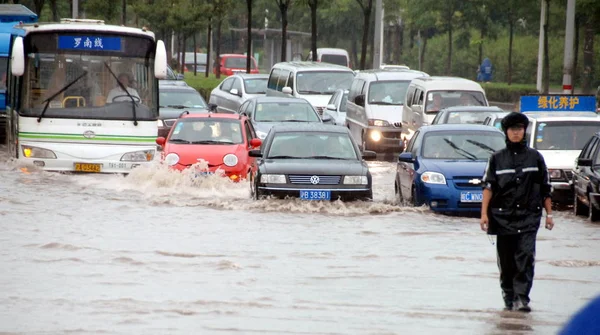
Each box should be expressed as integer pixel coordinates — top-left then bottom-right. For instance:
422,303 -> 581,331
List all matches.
589,195 -> 600,222
411,186 -> 421,207
395,179 -> 404,205
361,132 -> 367,153
574,193 -> 587,216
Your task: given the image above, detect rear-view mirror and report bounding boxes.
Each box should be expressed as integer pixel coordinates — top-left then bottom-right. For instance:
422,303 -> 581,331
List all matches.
362,150 -> 377,160
398,152 -> 414,163
176,73 -> 185,80
208,103 -> 218,112
249,149 -> 262,158
156,137 -> 166,146
354,94 -> 365,107
322,114 -> 333,123
230,88 -> 240,96
154,40 -> 167,79
11,36 -> 24,77
250,138 -> 262,148
577,157 -> 592,167
282,87 -> 293,95
326,103 -> 336,111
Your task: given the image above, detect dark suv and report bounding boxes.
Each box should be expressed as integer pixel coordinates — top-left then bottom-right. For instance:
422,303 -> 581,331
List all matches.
572,131 -> 600,221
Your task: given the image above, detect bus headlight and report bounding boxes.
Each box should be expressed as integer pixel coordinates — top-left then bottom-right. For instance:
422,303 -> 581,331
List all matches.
344,175 -> 368,185
223,154 -> 238,167
22,145 -> 56,159
164,153 -> 179,166
121,150 -> 155,162
370,130 -> 382,142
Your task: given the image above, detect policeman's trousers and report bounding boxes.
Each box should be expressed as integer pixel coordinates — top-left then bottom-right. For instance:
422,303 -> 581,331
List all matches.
496,231 -> 537,304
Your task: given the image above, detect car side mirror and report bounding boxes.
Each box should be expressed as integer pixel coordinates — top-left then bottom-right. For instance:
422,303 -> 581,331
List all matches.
250,138 -> 262,148
577,157 -> 592,167
176,73 -> 184,80
282,87 -> 293,95
326,103 -> 336,111
362,150 -> 377,160
321,114 -> 332,123
230,88 -> 240,96
156,137 -> 166,146
249,149 -> 262,158
354,94 -> 365,107
398,152 -> 414,163
208,103 -> 218,112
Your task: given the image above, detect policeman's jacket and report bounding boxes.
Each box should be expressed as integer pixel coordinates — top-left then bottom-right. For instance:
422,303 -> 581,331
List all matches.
482,144 -> 552,235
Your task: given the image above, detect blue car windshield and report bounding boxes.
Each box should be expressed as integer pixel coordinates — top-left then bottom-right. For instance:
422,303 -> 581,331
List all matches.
422,131 -> 505,160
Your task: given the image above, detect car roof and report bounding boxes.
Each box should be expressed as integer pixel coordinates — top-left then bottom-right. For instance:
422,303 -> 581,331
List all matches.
270,123 -> 349,133
159,84 -> 198,92
440,106 -> 505,113
159,80 -> 190,87
410,76 -> 485,91
220,53 -> 257,59
234,73 -> 269,79
180,113 -> 244,120
356,69 -> 429,80
523,112 -> 600,121
272,61 -> 354,72
248,96 -> 310,103
419,123 -> 505,133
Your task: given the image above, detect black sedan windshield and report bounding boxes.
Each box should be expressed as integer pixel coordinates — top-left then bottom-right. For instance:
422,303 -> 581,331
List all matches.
422,131 -> 505,160
268,132 -> 358,160
160,91 -> 207,108
169,119 -> 243,144
439,111 -> 493,124
254,102 -> 321,122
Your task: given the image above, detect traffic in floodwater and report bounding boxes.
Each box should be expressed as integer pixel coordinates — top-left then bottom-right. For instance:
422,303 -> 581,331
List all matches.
1,144 -> 599,334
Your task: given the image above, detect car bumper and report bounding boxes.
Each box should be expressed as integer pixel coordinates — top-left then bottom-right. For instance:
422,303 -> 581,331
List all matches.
364,127 -> 405,152
258,184 -> 371,200
172,163 -> 249,182
551,181 -> 574,204
418,183 -> 483,212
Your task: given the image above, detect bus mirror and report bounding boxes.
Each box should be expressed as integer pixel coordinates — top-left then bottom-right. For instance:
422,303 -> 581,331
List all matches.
11,36 -> 25,77
154,40 -> 167,79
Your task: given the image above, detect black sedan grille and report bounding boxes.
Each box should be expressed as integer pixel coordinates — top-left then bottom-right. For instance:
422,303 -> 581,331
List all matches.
453,176 -> 484,188
288,175 -> 341,185
564,170 -> 574,180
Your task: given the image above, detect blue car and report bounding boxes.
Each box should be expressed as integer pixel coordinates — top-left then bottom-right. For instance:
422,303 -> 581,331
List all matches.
395,124 -> 506,212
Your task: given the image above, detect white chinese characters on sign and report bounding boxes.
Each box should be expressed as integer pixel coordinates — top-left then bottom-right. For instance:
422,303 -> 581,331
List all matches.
73,37 -> 82,48
83,37 -> 92,48
94,37 -> 103,48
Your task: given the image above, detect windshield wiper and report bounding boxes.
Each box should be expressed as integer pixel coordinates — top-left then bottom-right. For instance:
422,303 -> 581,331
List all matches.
267,155 -> 299,159
104,62 -> 138,126
466,139 -> 496,153
443,138 -> 478,161
305,155 -> 349,160
284,120 -> 310,122
168,139 -> 191,143
166,104 -> 187,109
298,90 -> 323,94
370,101 -> 396,105
38,71 -> 88,123
191,140 -> 228,144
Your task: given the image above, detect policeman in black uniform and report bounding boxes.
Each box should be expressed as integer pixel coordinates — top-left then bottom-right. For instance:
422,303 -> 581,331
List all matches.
480,112 -> 555,312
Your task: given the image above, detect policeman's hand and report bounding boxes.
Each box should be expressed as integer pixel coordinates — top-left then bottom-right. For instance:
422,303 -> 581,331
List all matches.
480,214 -> 489,232
545,216 -> 554,230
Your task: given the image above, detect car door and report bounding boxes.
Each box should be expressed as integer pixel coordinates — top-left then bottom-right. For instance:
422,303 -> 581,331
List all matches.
574,137 -> 598,204
324,90 -> 340,124
219,77 -> 242,113
214,77 -> 235,113
398,130 -> 421,199
245,120 -> 260,174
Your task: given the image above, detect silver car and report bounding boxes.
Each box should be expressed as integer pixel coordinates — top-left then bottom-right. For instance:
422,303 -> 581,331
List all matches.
324,89 -> 349,126
209,74 -> 269,114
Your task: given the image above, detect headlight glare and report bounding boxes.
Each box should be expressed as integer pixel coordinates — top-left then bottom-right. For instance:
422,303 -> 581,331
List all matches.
164,153 -> 179,166
121,150 -> 155,162
344,175 -> 368,185
421,171 -> 446,185
223,154 -> 238,167
260,174 -> 286,183
370,130 -> 382,141
22,145 -> 56,159
157,119 -> 165,127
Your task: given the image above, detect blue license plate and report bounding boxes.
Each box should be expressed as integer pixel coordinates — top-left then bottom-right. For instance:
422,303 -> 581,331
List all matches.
300,190 -> 331,200
460,191 -> 483,203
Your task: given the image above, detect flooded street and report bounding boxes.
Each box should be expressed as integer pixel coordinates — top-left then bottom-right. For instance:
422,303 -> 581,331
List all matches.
1,145 -> 599,335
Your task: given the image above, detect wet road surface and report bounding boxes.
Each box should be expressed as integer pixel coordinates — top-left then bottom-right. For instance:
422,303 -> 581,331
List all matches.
1,145 -> 599,334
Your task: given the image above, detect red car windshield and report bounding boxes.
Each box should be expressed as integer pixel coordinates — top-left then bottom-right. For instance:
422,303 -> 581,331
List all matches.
169,119 -> 244,144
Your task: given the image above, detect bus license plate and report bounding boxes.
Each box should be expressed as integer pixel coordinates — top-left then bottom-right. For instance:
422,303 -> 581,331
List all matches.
460,191 -> 483,203
74,163 -> 102,173
300,190 -> 331,200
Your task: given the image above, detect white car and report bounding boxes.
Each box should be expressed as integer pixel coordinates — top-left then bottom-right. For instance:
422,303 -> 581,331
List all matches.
324,89 -> 348,126
209,73 -> 268,114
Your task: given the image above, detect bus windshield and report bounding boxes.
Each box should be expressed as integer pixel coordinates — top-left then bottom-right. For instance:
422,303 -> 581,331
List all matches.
20,33 -> 157,121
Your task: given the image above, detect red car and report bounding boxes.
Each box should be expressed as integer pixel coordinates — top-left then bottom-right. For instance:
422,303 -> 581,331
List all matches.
213,54 -> 259,76
156,113 -> 262,182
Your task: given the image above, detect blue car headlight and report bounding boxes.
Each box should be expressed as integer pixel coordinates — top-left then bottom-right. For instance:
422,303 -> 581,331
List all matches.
420,171 -> 446,185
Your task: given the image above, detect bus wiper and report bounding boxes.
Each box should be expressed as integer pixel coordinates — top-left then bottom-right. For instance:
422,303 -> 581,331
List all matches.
38,71 -> 88,123
443,138 -> 477,161
168,138 -> 191,143
466,139 -> 496,153
104,62 -> 138,126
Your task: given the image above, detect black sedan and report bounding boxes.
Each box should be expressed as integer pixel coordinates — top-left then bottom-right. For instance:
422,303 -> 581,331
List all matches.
249,124 -> 377,201
238,96 -> 332,140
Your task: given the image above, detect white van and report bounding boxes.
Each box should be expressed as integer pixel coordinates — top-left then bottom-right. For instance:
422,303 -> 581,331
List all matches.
402,77 -> 489,133
266,61 -> 355,115
345,69 -> 429,152
306,48 -> 350,68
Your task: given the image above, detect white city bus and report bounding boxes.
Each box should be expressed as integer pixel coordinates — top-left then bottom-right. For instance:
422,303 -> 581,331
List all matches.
5,19 -> 167,173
